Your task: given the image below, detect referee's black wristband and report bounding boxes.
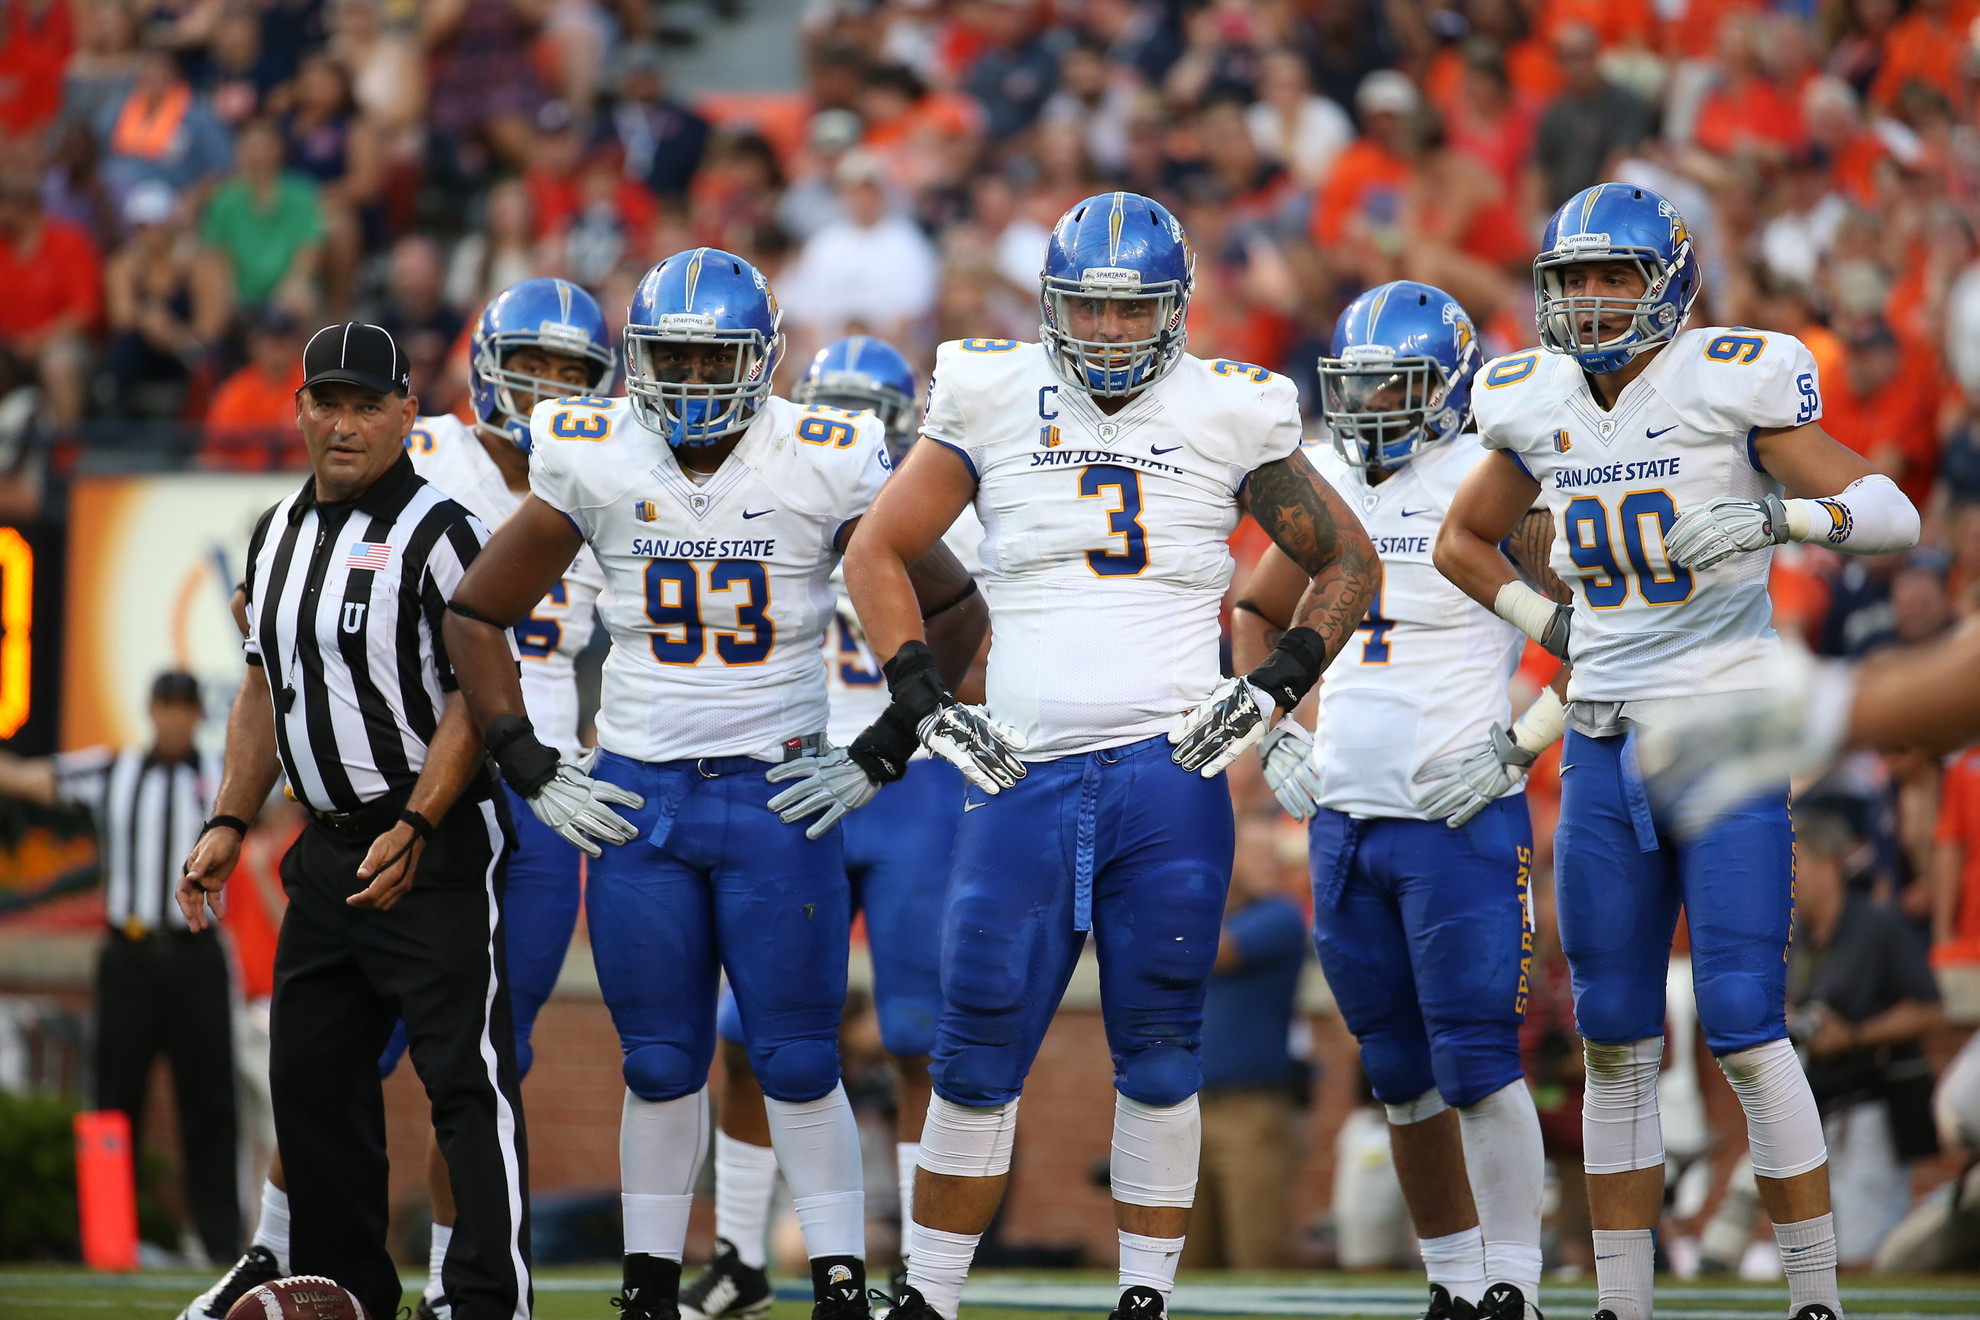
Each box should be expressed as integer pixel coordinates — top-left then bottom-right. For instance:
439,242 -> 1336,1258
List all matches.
399,809 -> 435,841
201,815 -> 250,839
484,714 -> 561,797
1246,626 -> 1329,712
880,640 -> 951,725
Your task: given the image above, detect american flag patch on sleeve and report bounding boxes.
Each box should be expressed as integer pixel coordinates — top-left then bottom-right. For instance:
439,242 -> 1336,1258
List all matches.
346,542 -> 393,571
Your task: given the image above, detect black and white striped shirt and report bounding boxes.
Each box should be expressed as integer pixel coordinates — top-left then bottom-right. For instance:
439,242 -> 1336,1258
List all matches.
241,455 -> 488,814
55,748 -> 221,935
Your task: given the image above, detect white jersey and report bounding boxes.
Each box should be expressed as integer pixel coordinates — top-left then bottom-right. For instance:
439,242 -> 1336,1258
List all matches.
823,505 -> 986,747
1473,326 -> 1823,704
923,340 -> 1302,758
1305,439 -> 1526,819
529,394 -> 890,762
407,414 -> 603,756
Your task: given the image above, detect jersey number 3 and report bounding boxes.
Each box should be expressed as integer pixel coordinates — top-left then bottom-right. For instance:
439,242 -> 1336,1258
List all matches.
644,559 -> 774,665
1079,464 -> 1149,575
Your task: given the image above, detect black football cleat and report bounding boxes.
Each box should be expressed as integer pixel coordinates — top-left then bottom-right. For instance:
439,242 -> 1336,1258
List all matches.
809,1257 -> 869,1320
884,1285 -> 942,1320
176,1245 -> 283,1320
1477,1283 -> 1541,1320
1108,1286 -> 1167,1320
1422,1284 -> 1480,1320
679,1239 -> 772,1320
614,1254 -> 684,1320
1790,1307 -> 1841,1320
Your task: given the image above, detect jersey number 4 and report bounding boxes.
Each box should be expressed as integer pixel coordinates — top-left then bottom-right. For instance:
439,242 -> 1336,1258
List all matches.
644,559 -> 774,665
1563,490 -> 1694,607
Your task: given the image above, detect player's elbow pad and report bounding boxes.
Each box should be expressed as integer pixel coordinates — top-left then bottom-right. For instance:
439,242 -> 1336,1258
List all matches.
1781,475 -> 1919,555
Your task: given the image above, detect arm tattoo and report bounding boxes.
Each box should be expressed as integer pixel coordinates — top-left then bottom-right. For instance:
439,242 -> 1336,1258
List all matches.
1508,507 -> 1571,602
1246,455 -> 1382,666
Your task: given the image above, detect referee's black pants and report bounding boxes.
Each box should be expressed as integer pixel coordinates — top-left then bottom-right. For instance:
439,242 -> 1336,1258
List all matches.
270,795 -> 530,1320
93,926 -> 240,1262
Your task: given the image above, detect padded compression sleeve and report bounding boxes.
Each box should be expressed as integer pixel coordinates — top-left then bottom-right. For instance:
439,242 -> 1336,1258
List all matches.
1781,474 -> 1919,555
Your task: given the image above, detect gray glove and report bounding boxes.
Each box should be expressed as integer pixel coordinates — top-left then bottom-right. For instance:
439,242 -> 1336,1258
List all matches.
1414,724 -> 1536,828
918,704 -> 1028,795
1663,493 -> 1789,571
527,758 -> 644,857
765,746 -> 881,840
1258,720 -> 1325,821
1169,677 -> 1276,777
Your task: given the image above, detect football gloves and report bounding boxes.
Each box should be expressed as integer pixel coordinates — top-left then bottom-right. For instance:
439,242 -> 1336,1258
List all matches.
1664,493 -> 1790,571
882,640 -> 1028,794
766,745 -> 880,840
1257,719 -> 1325,821
1171,627 -> 1328,777
1414,724 -> 1538,827
485,715 -> 643,858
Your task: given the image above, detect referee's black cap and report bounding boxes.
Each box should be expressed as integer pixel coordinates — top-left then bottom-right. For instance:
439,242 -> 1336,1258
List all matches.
150,670 -> 202,709
302,322 -> 412,397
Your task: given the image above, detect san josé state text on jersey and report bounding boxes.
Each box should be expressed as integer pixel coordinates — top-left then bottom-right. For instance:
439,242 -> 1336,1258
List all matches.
921,339 -> 1302,758
1471,325 -> 1823,702
526,392 -> 890,762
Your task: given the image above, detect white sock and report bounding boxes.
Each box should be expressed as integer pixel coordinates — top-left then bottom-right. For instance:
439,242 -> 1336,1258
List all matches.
620,1087 -> 710,1261
1775,1213 -> 1843,1315
714,1131 -> 780,1269
424,1223 -> 452,1301
765,1084 -> 865,1259
251,1180 -> 290,1273
897,1142 -> 920,1262
906,1224 -> 980,1319
1591,1227 -> 1655,1320
1418,1226 -> 1486,1305
1117,1230 -> 1184,1299
1458,1082 -> 1544,1303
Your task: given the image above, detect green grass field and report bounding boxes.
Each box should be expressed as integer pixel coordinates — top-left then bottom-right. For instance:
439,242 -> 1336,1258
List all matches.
4,1268 -> 1979,1320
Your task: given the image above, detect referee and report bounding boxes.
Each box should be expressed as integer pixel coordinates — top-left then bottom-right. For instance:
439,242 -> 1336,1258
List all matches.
178,323 -> 531,1320
0,671 -> 238,1263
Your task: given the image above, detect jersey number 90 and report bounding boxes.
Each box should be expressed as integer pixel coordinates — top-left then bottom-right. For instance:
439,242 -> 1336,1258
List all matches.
645,559 -> 774,665
1563,490 -> 1693,608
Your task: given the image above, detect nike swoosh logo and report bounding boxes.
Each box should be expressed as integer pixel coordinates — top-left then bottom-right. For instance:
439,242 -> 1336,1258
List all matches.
1646,425 -> 1678,439
1559,764 -> 1573,773
742,509 -> 773,519
1400,507 -> 1433,518
1151,445 -> 1182,455
963,800 -> 987,812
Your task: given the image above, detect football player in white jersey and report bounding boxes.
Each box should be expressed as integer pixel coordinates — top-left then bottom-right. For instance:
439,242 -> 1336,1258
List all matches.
1235,282 -> 1557,1320
177,279 -> 619,1320
687,337 -> 987,1319
818,193 -> 1380,1320
1435,184 -> 1920,1320
441,250 -> 987,1320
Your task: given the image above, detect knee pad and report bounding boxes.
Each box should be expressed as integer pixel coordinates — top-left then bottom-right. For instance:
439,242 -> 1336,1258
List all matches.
1357,1030 -> 1437,1108
917,1094 -> 1019,1178
1114,1045 -> 1201,1110
1717,1038 -> 1827,1179
623,1042 -> 707,1102
1383,1087 -> 1449,1126
1582,1037 -> 1665,1175
751,1038 -> 842,1104
931,1048 -> 1028,1108
1110,1093 -> 1200,1209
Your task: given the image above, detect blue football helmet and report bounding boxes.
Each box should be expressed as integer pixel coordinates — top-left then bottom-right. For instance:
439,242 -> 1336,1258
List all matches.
1039,191 -> 1193,397
625,247 -> 784,448
1319,280 -> 1481,470
1534,182 -> 1700,373
793,336 -> 919,456
469,277 -> 614,452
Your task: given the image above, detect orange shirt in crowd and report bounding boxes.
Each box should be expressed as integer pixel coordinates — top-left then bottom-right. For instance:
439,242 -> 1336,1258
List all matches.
1935,749 -> 1980,960
1310,137 -> 1413,249
1425,42 -> 1561,111
0,217 -> 101,340
1869,3 -> 1980,109
1692,77 -> 1805,156
207,361 -> 306,431
1538,0 -> 1653,49
1659,0 -> 1763,60
1820,354 -> 1941,509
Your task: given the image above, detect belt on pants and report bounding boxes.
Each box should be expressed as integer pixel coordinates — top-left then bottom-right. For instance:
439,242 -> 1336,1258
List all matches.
308,788 -> 412,843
